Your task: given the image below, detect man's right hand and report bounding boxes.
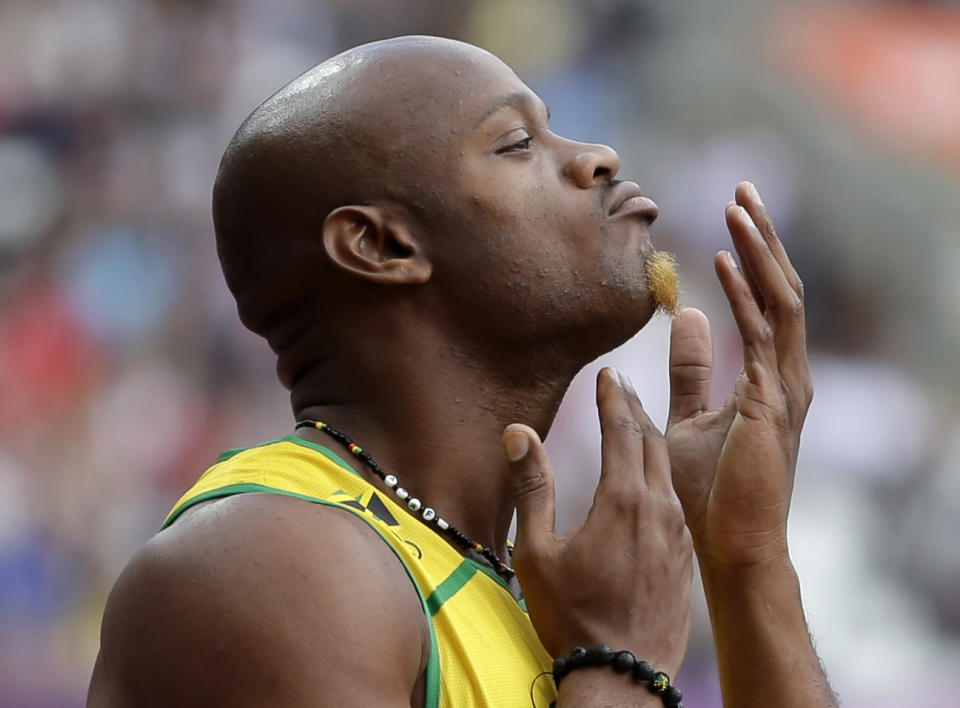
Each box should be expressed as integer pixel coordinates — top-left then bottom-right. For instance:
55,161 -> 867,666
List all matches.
503,367 -> 693,678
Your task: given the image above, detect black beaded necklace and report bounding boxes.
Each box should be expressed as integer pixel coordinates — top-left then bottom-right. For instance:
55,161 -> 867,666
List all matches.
295,419 -> 515,580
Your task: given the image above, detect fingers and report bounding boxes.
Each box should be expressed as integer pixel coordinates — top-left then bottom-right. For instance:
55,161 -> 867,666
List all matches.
714,249 -> 776,374
734,182 -> 803,296
667,308 -> 713,428
722,182 -> 809,384
619,371 -> 673,491
595,367 -> 672,496
503,424 -> 556,554
724,203 -> 766,314
725,202 -> 800,330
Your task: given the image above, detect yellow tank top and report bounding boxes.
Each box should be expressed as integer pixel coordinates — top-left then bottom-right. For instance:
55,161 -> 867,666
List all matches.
163,436 -> 557,708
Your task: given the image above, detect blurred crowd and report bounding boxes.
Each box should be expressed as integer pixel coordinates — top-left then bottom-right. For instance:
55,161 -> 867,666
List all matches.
0,1 -> 957,706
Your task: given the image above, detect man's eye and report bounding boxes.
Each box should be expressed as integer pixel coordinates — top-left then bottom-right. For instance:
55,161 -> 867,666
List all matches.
497,136 -> 532,154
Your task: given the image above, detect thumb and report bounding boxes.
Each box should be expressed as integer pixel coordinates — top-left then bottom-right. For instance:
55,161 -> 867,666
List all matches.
668,307 -> 713,428
502,423 -> 556,552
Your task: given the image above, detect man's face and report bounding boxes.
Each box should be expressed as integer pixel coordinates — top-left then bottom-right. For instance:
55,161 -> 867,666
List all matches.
368,41 -> 672,359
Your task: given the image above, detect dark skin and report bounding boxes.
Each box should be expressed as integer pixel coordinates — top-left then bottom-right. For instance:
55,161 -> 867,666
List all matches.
88,37 -> 836,707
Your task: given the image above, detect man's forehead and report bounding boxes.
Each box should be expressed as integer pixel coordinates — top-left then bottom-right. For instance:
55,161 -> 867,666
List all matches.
472,91 -> 551,130
346,51 -> 539,142
388,57 -> 544,136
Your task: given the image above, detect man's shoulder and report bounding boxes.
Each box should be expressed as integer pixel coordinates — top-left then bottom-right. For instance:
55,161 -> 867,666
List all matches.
167,490 -> 391,561
90,493 -> 428,707
117,492 -> 424,639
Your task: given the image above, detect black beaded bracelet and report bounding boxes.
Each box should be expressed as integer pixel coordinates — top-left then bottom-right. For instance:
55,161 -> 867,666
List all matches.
552,645 -> 683,707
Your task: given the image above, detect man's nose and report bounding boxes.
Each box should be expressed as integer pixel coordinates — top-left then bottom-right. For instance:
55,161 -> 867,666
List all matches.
562,142 -> 621,188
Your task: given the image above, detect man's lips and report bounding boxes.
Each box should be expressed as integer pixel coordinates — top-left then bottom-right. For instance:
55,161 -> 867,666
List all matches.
607,182 -> 659,224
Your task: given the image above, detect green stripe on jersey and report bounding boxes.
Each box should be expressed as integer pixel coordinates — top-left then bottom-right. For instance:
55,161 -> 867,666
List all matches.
426,560 -> 477,616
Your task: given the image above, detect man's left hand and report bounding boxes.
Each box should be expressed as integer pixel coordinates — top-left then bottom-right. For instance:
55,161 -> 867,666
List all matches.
664,181 -> 813,567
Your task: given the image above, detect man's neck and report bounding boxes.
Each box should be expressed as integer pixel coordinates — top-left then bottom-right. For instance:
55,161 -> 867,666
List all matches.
290,330 -> 578,557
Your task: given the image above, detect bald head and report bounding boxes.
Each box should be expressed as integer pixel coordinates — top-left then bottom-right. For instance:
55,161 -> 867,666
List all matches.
214,36 -> 667,395
213,37 -> 516,341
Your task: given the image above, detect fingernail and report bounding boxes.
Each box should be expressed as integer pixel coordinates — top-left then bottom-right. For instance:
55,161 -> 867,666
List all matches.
748,182 -> 763,205
503,432 -> 530,462
604,367 -> 621,387
617,369 -> 636,394
724,250 -> 738,269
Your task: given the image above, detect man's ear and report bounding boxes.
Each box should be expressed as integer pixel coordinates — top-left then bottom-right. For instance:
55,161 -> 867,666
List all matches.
321,205 -> 432,285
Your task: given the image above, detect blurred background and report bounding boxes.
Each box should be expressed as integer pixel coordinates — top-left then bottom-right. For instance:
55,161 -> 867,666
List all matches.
0,0 -> 958,705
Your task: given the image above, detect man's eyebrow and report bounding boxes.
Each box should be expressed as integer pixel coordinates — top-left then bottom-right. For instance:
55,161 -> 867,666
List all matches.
473,92 -> 551,129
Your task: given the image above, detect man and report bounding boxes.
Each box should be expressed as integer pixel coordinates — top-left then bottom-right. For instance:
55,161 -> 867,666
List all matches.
88,36 -> 836,707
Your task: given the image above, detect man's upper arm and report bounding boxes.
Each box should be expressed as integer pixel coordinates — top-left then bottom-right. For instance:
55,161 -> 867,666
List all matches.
88,493 -> 429,707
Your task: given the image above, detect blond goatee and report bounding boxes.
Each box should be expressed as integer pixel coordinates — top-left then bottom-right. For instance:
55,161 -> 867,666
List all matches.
645,251 -> 680,317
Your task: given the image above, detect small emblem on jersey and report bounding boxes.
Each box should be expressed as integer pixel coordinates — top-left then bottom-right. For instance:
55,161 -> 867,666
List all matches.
331,490 -> 399,527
